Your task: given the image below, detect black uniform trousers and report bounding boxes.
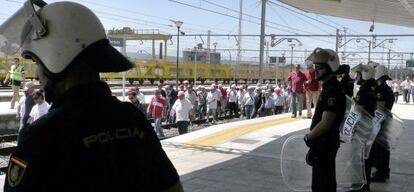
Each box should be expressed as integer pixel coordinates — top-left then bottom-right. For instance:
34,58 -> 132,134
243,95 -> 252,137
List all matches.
371,142 -> 390,177
312,146 -> 338,192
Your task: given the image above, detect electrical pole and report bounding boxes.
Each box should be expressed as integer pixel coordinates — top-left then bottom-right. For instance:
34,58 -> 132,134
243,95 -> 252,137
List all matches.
176,26 -> 180,90
335,29 -> 339,52
194,47 -> 197,86
265,40 -> 269,66
207,30 -> 211,65
121,34 -> 127,101
290,45 -> 294,71
237,0 -> 243,67
387,49 -> 391,70
368,40 -> 372,62
259,0 -> 267,83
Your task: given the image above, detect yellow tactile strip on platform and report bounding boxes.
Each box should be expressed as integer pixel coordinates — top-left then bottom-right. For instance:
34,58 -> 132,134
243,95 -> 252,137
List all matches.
185,117 -> 300,146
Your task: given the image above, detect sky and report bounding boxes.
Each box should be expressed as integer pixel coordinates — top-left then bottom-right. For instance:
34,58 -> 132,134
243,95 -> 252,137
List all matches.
1,0 -> 414,68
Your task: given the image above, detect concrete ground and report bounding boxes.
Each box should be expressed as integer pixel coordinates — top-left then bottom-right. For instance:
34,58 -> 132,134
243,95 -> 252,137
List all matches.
0,101 -> 413,191
162,102 -> 414,192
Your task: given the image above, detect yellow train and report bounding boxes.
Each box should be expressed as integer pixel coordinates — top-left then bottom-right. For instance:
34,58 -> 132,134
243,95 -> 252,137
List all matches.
1,58 -> 290,86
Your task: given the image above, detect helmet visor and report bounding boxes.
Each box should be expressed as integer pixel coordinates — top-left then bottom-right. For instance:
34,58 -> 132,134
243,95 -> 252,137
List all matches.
0,0 -> 44,55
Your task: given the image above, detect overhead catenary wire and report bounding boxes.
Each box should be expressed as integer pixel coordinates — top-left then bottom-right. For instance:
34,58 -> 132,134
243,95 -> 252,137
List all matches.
268,0 -> 337,29
168,0 -> 336,45
168,0 -> 295,34
47,0 -> 236,35
268,2 -> 333,35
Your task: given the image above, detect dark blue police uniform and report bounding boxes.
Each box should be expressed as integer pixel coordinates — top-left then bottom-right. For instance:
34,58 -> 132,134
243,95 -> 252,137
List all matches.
354,79 -> 377,191
310,77 -> 346,192
340,74 -> 355,98
371,81 -> 395,181
5,82 -> 179,192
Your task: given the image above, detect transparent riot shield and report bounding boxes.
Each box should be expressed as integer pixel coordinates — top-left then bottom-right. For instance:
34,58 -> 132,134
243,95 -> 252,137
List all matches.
280,135 -> 366,191
281,96 -> 374,191
373,110 -> 404,150
339,96 -> 357,143
280,135 -> 312,191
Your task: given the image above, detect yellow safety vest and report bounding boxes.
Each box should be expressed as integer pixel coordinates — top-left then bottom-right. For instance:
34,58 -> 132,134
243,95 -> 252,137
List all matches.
9,65 -> 24,81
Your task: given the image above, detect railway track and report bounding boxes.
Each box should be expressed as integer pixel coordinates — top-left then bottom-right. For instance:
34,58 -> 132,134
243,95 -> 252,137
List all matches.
0,114 -> 241,173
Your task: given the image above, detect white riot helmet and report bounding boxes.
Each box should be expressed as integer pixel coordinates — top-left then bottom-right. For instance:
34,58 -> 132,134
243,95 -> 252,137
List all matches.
375,65 -> 390,80
368,61 -> 380,69
361,65 -> 375,80
307,48 -> 340,72
0,0 -> 133,75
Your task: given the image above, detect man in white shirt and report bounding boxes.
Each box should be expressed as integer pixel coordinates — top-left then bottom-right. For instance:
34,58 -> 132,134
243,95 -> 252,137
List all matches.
392,81 -> 400,103
171,91 -> 193,134
273,88 -> 285,114
259,90 -> 275,117
206,86 -> 219,123
28,90 -> 50,124
237,85 -> 246,118
135,87 -> 146,105
227,84 -> 238,115
185,84 -> 197,123
400,76 -> 412,103
411,81 -> 414,104
214,84 -> 223,117
16,82 -> 35,132
242,86 -> 256,119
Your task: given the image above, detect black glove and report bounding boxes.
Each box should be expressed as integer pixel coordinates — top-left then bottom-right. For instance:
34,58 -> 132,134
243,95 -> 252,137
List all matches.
304,134 -> 315,148
306,149 -> 318,166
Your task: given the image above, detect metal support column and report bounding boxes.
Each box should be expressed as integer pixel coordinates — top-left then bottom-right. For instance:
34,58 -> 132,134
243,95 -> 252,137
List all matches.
176,27 -> 180,90
387,49 -> 391,70
237,0 -> 243,67
368,40 -> 372,62
258,0 -> 267,83
121,34 -> 127,101
335,29 -> 339,52
164,40 -> 168,61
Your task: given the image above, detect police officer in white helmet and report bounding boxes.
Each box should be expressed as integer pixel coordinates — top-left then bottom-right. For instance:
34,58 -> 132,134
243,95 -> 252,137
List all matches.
370,65 -> 394,183
0,1 -> 182,191
351,64 -> 377,192
304,48 -> 346,192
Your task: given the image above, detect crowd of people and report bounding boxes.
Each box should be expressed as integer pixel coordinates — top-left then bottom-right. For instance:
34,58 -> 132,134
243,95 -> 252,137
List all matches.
391,76 -> 414,104
124,63 -> 323,137
124,67 -> 414,141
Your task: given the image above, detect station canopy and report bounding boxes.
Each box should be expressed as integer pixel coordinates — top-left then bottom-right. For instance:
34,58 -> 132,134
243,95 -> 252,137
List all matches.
279,0 -> 414,28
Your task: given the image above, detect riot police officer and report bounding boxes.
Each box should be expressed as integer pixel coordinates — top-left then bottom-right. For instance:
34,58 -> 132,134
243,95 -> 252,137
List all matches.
304,48 -> 346,192
1,1 -> 182,191
336,64 -> 354,98
351,64 -> 377,192
371,65 -> 395,182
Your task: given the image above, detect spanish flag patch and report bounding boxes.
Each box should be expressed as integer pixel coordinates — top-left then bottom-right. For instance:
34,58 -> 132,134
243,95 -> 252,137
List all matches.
7,156 -> 27,187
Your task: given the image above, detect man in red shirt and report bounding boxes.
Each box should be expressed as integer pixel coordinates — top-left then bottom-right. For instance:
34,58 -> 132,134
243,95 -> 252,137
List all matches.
287,64 -> 307,118
304,63 -> 320,118
147,90 -> 167,138
219,84 -> 227,116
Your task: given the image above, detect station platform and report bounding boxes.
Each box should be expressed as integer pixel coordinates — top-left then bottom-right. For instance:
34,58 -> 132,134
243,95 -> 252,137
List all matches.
0,103 -> 413,191
161,103 -> 414,192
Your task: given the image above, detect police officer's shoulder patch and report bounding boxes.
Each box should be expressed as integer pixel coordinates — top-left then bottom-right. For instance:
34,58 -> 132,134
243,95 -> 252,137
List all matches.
7,156 -> 27,187
327,97 -> 336,106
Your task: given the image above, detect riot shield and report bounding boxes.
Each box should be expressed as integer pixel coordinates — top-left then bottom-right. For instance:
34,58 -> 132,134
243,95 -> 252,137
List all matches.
280,135 -> 312,191
373,110 -> 404,150
339,98 -> 376,159
339,96 -> 357,143
280,135 -> 366,191
281,96 -> 373,191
